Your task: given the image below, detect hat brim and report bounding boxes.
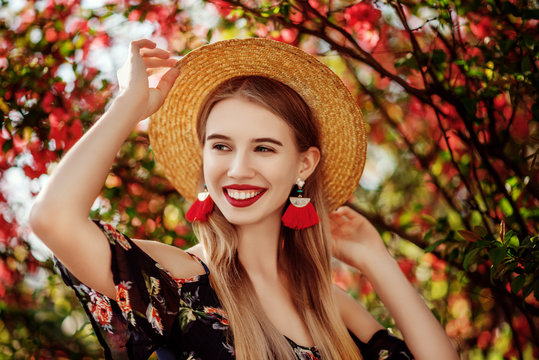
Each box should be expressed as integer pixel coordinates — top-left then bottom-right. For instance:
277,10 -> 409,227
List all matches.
149,38 -> 366,211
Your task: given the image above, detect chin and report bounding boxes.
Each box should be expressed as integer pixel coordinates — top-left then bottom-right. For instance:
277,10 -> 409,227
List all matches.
218,207 -> 283,229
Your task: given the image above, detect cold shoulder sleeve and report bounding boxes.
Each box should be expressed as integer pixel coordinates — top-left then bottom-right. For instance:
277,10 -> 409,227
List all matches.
350,329 -> 414,360
55,219 -> 183,360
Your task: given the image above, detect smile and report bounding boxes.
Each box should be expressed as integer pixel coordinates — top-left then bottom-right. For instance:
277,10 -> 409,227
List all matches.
223,185 -> 266,208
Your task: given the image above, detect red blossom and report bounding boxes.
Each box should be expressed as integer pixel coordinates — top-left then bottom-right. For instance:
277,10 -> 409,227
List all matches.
344,2 -> 381,26
510,114 -> 529,142
271,28 -> 299,45
360,277 -> 374,296
398,258 -> 416,283
470,17 -> 492,40
128,9 -> 142,21
477,330 -> 491,349
308,0 -> 328,16
174,237 -> 186,247
53,82 -> 66,94
175,225 -> 190,237
210,0 -> 234,18
45,27 -> 58,43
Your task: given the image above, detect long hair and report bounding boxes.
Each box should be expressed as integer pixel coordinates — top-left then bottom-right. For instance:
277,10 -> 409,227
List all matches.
194,76 -> 362,360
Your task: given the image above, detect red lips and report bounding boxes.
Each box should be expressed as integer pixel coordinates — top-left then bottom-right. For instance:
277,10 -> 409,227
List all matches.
223,184 -> 266,208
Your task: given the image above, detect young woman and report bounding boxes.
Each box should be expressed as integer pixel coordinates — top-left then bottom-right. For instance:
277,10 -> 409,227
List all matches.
29,38 -> 459,360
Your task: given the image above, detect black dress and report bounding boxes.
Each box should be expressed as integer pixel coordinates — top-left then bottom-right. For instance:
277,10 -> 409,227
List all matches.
56,219 -> 413,360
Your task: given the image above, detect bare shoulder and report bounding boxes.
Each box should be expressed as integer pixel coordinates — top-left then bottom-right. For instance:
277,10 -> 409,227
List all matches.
333,285 -> 384,343
132,239 -> 207,279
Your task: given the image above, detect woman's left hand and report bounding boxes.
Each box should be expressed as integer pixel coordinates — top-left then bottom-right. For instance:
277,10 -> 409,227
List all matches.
328,206 -> 388,270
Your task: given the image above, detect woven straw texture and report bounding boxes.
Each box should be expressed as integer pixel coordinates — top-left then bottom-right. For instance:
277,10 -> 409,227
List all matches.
149,38 -> 366,211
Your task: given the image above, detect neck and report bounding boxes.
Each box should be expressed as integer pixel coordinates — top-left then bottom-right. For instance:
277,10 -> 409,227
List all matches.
236,214 -> 282,281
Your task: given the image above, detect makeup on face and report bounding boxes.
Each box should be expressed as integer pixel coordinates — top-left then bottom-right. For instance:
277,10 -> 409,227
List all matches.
202,97 -> 302,226
223,184 -> 266,208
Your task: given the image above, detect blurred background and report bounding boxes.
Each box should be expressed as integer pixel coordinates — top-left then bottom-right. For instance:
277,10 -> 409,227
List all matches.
0,0 -> 537,358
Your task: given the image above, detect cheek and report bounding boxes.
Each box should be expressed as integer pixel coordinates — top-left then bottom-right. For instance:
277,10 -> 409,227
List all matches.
202,149 -> 220,183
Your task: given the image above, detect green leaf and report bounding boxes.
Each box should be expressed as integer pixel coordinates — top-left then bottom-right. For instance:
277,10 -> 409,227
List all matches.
463,247 -> 481,270
461,97 -> 477,116
508,235 -> 519,249
2,138 -> 12,153
424,238 -> 445,253
488,246 -> 507,268
430,49 -> 446,66
511,274 -> 526,294
449,248 -> 459,261
499,197 -> 514,216
500,40 -> 515,54
473,226 -> 488,237
395,55 -> 418,70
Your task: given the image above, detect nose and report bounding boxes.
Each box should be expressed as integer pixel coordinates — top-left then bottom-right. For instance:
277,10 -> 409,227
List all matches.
227,149 -> 255,179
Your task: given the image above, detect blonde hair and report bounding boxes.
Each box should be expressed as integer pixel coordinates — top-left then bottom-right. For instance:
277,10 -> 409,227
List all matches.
194,77 -> 362,360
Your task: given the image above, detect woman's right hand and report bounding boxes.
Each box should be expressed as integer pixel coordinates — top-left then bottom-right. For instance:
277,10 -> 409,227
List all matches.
116,39 -> 180,121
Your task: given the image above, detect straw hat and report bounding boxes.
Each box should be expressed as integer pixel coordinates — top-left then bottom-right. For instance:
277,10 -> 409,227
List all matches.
149,38 -> 366,211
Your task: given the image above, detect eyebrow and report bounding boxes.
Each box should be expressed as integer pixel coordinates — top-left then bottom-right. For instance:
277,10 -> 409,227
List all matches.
206,134 -> 283,146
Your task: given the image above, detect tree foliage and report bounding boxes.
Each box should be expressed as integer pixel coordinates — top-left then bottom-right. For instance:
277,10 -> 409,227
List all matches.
0,0 -> 537,358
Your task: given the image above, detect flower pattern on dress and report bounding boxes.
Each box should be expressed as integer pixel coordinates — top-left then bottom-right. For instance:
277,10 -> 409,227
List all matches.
101,222 -> 132,250
146,302 -> 164,335
55,219 -> 414,360
203,306 -> 230,326
116,281 -> 136,326
148,276 -> 160,296
87,290 -> 113,333
292,345 -> 320,360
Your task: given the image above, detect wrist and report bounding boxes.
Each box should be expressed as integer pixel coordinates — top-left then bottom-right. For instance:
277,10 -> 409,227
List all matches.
112,92 -> 148,123
349,247 -> 395,275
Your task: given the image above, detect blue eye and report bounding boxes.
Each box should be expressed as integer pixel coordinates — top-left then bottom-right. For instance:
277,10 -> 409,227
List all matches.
213,143 -> 229,151
256,146 -> 273,152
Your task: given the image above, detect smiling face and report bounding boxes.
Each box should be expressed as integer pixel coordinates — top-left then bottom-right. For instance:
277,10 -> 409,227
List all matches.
202,96 -> 318,228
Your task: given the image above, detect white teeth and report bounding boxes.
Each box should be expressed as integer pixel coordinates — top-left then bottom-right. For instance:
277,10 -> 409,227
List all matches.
227,189 -> 261,200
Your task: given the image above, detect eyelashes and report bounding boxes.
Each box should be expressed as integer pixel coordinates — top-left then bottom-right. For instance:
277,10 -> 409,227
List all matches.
255,146 -> 274,153
211,143 -> 276,153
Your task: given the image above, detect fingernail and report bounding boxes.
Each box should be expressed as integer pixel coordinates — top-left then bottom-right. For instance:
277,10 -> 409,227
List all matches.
173,60 -> 182,70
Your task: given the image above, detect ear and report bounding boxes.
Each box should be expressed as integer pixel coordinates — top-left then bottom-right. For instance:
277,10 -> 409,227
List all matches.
298,146 -> 321,181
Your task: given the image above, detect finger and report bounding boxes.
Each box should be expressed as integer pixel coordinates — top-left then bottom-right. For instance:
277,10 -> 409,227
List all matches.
130,39 -> 156,53
154,63 -> 182,94
329,212 -> 350,226
140,47 -> 171,59
143,57 -> 178,68
334,206 -> 359,221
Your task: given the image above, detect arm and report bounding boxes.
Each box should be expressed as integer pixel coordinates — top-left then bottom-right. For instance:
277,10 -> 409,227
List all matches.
329,206 -> 459,360
333,285 -> 384,343
29,39 -> 184,298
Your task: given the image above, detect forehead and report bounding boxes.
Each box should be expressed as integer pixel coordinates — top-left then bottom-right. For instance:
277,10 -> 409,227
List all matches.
205,97 -> 295,141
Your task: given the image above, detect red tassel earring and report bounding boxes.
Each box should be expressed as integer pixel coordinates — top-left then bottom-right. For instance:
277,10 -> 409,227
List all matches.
186,186 -> 214,222
282,178 -> 319,230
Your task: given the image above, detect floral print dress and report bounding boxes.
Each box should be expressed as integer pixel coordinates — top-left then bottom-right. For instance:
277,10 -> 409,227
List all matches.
56,219 -> 413,360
